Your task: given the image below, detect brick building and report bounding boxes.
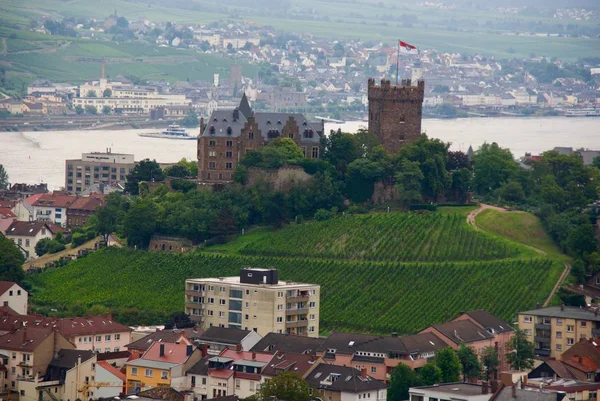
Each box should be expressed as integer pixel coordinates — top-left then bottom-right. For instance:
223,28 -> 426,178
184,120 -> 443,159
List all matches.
368,78 -> 425,154
197,94 -> 324,183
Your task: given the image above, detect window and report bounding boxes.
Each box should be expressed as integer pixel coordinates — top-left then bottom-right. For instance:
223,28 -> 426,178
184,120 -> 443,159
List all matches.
208,310 -> 214,316
209,162 -> 216,169
249,132 -> 254,139
226,162 -> 233,169
311,147 -> 319,159
567,325 -> 574,333
556,318 -> 563,326
581,321 -> 587,327
236,379 -> 241,390
523,316 -> 532,323
226,151 -> 233,158
311,289 -> 316,295
523,329 -> 532,336
567,338 -> 574,345
105,335 -> 111,341
277,317 -> 283,323
25,240 -> 29,247
278,291 -> 284,298
96,335 -> 101,342
161,371 -> 168,379
219,299 -> 226,305
556,344 -> 562,351
371,367 -> 376,373
309,326 -> 315,333
309,314 -> 315,320
226,140 -> 233,147
219,311 -> 225,317
277,304 -> 283,310
115,334 -> 120,340
209,140 -> 216,146
309,301 -> 316,308
131,367 -> 138,376
145,369 -> 153,377
556,331 -> 562,339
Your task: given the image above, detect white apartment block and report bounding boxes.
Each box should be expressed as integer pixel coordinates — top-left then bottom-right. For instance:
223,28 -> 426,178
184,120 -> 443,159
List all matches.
185,268 -> 320,337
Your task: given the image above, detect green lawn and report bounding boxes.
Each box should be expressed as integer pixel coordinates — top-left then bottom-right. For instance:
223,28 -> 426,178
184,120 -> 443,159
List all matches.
475,209 -> 568,261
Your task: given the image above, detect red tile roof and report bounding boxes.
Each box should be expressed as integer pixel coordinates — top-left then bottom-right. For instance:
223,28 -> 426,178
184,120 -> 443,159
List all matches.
0,208 -> 16,218
24,193 -> 44,206
0,282 -> 20,297
141,342 -> 191,364
68,195 -> 105,211
0,198 -> 16,209
0,326 -> 62,352
97,360 -> 126,382
5,221 -> 52,237
219,348 -> 273,363
32,194 -> 78,208
0,314 -> 132,338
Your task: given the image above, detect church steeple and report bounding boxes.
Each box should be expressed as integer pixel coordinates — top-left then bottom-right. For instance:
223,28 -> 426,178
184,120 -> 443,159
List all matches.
238,92 -> 253,118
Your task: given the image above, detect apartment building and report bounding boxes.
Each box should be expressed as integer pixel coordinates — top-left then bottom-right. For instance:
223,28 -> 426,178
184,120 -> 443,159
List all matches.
31,194 -> 77,227
305,364 -> 388,401
409,383 -> 492,401
518,305 -> 600,359
185,268 -> 320,337
65,151 -> 135,194
65,194 -> 105,229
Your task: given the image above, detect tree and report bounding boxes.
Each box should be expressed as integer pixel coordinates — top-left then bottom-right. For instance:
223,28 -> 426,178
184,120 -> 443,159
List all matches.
75,105 -> 84,115
506,328 -> 534,371
86,90 -> 97,98
164,164 -> 190,178
388,364 -> 420,401
435,347 -> 461,383
84,105 -> 98,115
481,346 -> 499,380
123,198 -> 158,249
164,312 -> 195,329
497,180 -> 525,203
179,108 -> 199,128
102,105 -> 111,115
250,371 -> 311,401
395,160 -> 424,207
35,238 -> 65,256
418,362 -> 442,385
125,159 -> 164,195
0,164 -> 9,190
0,234 -> 25,285
457,344 -> 482,381
593,155 -> 600,170
472,142 -> 519,195
103,88 -> 112,98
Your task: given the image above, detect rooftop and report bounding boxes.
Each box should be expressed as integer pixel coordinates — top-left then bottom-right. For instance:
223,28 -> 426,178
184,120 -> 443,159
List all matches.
460,310 -> 514,334
410,383 -> 485,397
429,320 -> 494,344
250,332 -> 326,354
126,328 -> 196,351
186,276 -> 318,288
520,306 -> 600,322
0,314 -> 132,337
199,327 -> 251,345
305,363 -> 387,393
5,221 -> 53,237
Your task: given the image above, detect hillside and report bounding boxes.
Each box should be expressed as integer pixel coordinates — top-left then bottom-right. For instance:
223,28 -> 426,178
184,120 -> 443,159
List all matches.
29,209 -> 566,334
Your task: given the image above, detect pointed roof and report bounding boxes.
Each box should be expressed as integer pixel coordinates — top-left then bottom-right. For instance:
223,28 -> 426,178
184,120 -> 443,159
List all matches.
238,92 -> 253,118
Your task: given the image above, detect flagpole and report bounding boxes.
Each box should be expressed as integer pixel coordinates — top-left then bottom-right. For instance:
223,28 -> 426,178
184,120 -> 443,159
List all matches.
396,40 -> 400,85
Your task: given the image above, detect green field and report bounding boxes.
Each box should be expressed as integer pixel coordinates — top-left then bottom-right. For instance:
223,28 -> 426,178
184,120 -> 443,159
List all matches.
29,209 -> 566,333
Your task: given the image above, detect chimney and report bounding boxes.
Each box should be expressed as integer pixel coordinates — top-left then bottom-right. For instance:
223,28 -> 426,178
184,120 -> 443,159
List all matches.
491,380 -> 498,393
560,304 -> 564,311
187,345 -> 193,356
252,352 -> 256,361
360,368 -> 367,379
482,381 -> 489,395
536,303 -> 541,309
578,356 -> 583,364
511,385 -> 517,399
159,343 -> 165,357
236,343 -> 242,352
201,344 -> 208,357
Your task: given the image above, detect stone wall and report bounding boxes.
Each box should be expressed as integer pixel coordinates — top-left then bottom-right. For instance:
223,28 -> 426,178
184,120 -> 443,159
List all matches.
246,165 -> 312,190
149,235 -> 193,253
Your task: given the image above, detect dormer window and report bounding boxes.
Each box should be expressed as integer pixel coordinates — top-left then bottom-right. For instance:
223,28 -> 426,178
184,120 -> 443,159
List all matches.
267,120 -> 271,124
277,120 -> 282,125
303,121 -> 308,126
213,118 -> 218,122
227,126 -> 232,135
223,118 -> 227,122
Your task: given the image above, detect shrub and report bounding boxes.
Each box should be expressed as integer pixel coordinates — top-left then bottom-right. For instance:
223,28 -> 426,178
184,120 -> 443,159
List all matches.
72,233 -> 86,248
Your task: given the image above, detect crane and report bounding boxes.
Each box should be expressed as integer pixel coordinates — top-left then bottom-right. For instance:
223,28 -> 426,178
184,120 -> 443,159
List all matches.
77,381 -> 124,401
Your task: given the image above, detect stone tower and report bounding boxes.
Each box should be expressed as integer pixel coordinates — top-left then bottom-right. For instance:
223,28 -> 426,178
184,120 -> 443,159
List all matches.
368,78 -> 425,154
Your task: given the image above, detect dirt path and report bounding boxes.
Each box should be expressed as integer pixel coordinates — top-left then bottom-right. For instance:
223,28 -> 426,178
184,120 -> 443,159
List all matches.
543,262 -> 571,307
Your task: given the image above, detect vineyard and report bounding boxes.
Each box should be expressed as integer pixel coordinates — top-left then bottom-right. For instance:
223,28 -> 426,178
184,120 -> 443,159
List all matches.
238,213 -> 524,262
29,248 -> 563,334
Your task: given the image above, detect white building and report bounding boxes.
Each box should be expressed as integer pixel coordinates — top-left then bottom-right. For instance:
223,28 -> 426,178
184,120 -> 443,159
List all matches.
31,193 -> 78,227
409,383 -> 493,401
4,221 -> 55,260
0,281 -> 28,314
95,360 -> 125,398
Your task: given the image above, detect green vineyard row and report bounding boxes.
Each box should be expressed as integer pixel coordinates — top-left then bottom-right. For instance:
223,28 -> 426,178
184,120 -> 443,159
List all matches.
30,248 -> 562,334
240,213 -> 523,262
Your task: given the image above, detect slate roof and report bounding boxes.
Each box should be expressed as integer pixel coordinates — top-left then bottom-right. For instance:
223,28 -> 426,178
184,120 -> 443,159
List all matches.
410,383 -> 485,397
429,320 -> 494,344
0,327 -> 60,352
126,329 -> 192,351
305,363 -> 387,393
461,310 -> 514,334
262,351 -> 320,377
250,332 -> 326,354
186,356 -> 211,375
198,327 -> 251,345
48,349 -> 95,369
317,332 -> 405,355
519,306 -> 600,322
5,221 -> 52,237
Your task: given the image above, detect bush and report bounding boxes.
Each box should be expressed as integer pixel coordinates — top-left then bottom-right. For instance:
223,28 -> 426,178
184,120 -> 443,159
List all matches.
409,204 -> 438,212
314,207 -> 337,221
72,233 -> 86,248
86,230 -> 97,241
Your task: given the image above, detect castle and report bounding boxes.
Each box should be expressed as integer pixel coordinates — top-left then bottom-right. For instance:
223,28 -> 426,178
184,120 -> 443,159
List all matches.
368,78 -> 425,154
197,94 -> 324,183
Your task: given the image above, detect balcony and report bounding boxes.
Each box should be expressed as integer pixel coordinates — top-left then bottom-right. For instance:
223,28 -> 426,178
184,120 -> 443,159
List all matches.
535,323 -> 551,330
285,320 -> 308,328
185,302 -> 205,309
287,295 -> 309,303
534,336 -> 551,344
286,307 -> 308,316
185,290 -> 205,297
18,361 -> 32,368
534,348 -> 551,357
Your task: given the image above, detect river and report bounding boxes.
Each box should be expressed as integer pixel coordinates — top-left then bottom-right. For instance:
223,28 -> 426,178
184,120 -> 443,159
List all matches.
0,117 -> 598,190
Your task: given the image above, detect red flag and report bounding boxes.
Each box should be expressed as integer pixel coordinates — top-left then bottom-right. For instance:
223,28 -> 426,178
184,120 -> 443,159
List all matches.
399,40 -> 418,55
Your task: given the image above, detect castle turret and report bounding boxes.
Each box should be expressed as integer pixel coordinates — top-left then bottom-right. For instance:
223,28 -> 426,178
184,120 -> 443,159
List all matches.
368,78 -> 425,154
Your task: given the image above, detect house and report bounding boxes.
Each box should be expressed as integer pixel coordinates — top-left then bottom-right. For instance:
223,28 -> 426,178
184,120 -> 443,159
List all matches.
451,310 -> 514,371
305,363 -> 388,401
528,359 -> 579,381
97,350 -> 132,368
525,378 -> 600,401
0,314 -> 132,352
261,351 -> 321,379
409,383 -> 492,401
518,305 -> 600,358
127,329 -> 195,356
95,360 -> 126,398
125,341 -> 203,393
31,193 -> 78,226
0,326 -> 75,392
0,208 -> 16,219
65,194 -> 105,229
489,385 -> 566,401
11,193 -> 45,222
0,281 -> 28,314
250,332 -> 326,354
317,331 -> 446,382
4,221 -> 55,260
185,348 -> 273,400
196,327 -> 262,356
560,338 -> 600,381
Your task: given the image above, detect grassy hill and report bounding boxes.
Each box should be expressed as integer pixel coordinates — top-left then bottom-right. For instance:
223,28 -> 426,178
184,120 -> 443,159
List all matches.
29,209 -> 566,334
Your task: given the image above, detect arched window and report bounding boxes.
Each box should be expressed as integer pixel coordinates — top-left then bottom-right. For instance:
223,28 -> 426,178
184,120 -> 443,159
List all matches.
249,132 -> 254,139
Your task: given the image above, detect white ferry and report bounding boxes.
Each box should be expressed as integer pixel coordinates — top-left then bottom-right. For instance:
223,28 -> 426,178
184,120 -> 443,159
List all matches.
565,108 -> 600,117
139,125 -> 196,140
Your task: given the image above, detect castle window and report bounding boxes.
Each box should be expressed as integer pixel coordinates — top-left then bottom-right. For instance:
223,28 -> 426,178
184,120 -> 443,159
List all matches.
207,173 -> 211,179
226,140 -> 233,147
277,120 -> 282,125
213,118 -> 218,122
209,140 -> 216,146
303,121 -> 307,126
289,133 -> 294,139
311,147 -> 319,159
223,118 -> 227,122
267,130 -> 280,139
226,162 -> 233,169
209,162 -> 216,169
209,151 -> 216,157
227,126 -> 232,135
249,132 -> 254,139
209,126 -> 215,134
267,120 -> 271,124
218,173 -> 223,180
303,129 -> 314,139
301,147 -> 307,157
399,116 -> 405,123
226,151 -> 233,158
